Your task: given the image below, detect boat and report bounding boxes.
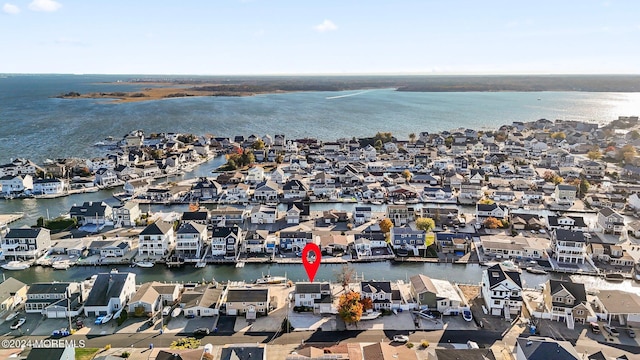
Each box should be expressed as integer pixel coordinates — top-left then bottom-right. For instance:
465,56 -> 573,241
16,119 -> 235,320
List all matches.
605,273 -> 625,282
195,261 -> 207,268
371,201 -> 383,205
255,274 -> 287,284
235,262 -> 245,268
113,308 -> 123,320
525,267 -> 548,275
5,312 -> 19,321
135,261 -> 155,268
360,311 -> 382,321
1,261 -> 31,270
101,313 -> 113,324
171,308 -> 182,318
52,261 -> 71,270
394,199 -> 406,205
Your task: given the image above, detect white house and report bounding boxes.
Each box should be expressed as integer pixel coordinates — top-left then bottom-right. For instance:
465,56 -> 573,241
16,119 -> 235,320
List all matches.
596,207 -> 625,235
245,166 -> 266,184
211,226 -> 242,258
112,202 -> 141,227
250,205 -> 277,224
476,202 -> 509,220
553,229 -> 587,264
84,272 -> 136,317
481,264 -> 522,318
294,282 -> 334,314
33,178 -> 65,195
0,174 -> 33,194
1,227 -> 51,261
138,221 -> 175,257
94,168 -> 119,187
360,281 -> 400,310
175,222 -> 207,260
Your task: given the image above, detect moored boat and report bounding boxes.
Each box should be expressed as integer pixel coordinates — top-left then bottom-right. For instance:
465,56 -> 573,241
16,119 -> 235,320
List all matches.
101,313 -> 113,324
135,261 -> 155,268
605,273 -> 625,282
171,307 -> 182,318
525,267 -> 548,275
52,261 -> 71,270
360,311 -> 382,320
255,273 -> 287,284
1,261 -> 31,270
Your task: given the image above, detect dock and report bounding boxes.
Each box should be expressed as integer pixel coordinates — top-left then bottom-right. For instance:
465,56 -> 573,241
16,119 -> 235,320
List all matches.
0,213 -> 24,225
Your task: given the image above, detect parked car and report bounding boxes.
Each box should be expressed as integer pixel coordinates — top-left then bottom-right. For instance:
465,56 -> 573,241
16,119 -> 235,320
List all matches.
162,306 -> 172,316
589,322 -> 600,334
627,328 -> 636,338
462,310 -> 473,322
604,324 -> 619,336
51,328 -> 70,338
193,327 -> 210,336
392,335 -> 409,343
10,318 -> 26,330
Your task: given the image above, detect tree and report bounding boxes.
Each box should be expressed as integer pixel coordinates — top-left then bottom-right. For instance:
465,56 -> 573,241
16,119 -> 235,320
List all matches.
252,139 -> 265,150
444,136 -> 454,148
579,179 -> 590,197
275,154 -> 284,164
379,218 -> 394,242
478,198 -> 495,205
170,337 -> 201,350
543,170 -> 562,184
409,133 -> 416,143
401,169 -> 412,181
631,130 -> 640,140
415,217 -> 435,232
587,149 -> 602,160
335,264 -> 355,292
483,217 -> 502,229
617,144 -> 637,164
337,291 -> 363,326
374,139 -> 383,151
374,132 -> 393,144
360,297 -> 373,311
551,132 -> 566,140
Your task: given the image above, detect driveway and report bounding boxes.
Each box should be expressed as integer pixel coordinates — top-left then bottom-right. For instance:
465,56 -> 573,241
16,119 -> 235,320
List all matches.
215,316 -> 236,334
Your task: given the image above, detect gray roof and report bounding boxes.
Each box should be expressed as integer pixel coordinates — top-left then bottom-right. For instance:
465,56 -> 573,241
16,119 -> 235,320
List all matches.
27,282 -> 71,295
295,282 -> 330,294
361,281 -> 392,294
177,222 -> 207,235
549,280 -> 587,308
226,288 -> 268,303
220,346 -> 265,360
410,274 -> 437,295
0,277 -> 26,299
139,221 -> 173,236
85,273 -> 131,307
434,349 -> 497,360
516,337 -> 580,360
486,264 -> 522,289
5,227 -> 47,239
555,229 -> 586,243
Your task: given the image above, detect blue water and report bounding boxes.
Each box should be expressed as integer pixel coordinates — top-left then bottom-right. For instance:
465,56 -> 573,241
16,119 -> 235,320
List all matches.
2,74 -> 640,163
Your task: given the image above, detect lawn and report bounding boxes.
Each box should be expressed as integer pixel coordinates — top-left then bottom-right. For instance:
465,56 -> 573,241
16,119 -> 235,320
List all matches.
75,348 -> 100,360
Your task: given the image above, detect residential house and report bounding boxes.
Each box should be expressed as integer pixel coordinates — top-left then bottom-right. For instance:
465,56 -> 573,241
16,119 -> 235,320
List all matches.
286,203 -> 302,224
596,207 -> 625,235
432,349 -> 497,360
221,346 -> 267,360
175,222 -> 207,260
386,205 -> 412,226
138,221 -> 175,257
353,232 -> 390,259
554,184 -> 577,205
128,282 -> 162,317
582,161 -> 606,179
0,174 -> 33,194
25,347 -> 76,360
83,272 -> 136,317
224,287 -> 271,319
0,158 -> 41,177
542,279 -> 592,325
210,206 -> 246,226
1,227 -> 51,261
353,206 -> 373,225
481,264 -> 522,317
190,177 -> 222,200
97,239 -> 131,258
282,179 -> 308,200
182,284 -> 222,317
362,342 -> 418,360
250,205 -> 277,224
211,226 -> 242,258
94,168 -> 119,187
360,281 -> 401,310
24,282 -> 83,318
112,201 -> 141,227
242,230 -> 274,254
515,337 -> 581,360
69,201 -> 113,225
481,235 -> 550,260
476,202 -> 509,221
436,233 -> 471,256
593,290 -> 640,327
410,275 -> 462,315
390,226 -> 426,256
553,229 -> 587,264
245,166 -> 266,184
294,282 -> 333,314
32,178 -> 65,195
547,215 -> 588,232
0,278 -> 27,314
510,213 -> 545,230
279,230 -> 314,251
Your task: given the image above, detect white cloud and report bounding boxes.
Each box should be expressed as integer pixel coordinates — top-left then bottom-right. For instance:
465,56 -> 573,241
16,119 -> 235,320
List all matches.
28,0 -> 62,12
2,3 -> 20,14
314,19 -> 337,33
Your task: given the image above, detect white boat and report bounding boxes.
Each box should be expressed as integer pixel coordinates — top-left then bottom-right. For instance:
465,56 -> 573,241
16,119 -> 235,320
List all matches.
255,274 -> 287,284
195,261 -> 207,268
136,261 -> 155,268
5,312 -> 19,321
235,262 -> 245,268
101,313 -> 113,324
171,308 -> 182,318
52,261 -> 71,270
1,261 -> 31,270
360,311 -> 382,321
113,308 -> 123,320
371,201 -> 383,205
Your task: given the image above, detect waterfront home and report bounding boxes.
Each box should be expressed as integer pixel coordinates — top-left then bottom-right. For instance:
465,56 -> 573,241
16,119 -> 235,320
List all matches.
0,278 -> 27,314
190,177 -> 222,200
211,226 -> 242,258
216,171 -> 245,185
286,203 -> 302,224
422,185 -> 454,202
33,178 -> 65,195
0,158 -> 42,177
250,205 -> 277,224
94,239 -> 131,258
224,182 -> 251,202
353,206 -> 372,225
476,202 -> 509,221
436,233 -> 471,256
86,158 -> 115,172
596,207 -> 625,235
481,264 -> 522,318
353,233 -> 390,259
128,282 -> 162,317
138,221 -> 175,257
363,342 -> 418,360
70,201 -> 113,226
175,222 -> 207,260
547,215 -> 588,232
0,174 -> 33,194
317,232 -> 352,255
390,226 -> 426,256
410,274 -> 462,315
84,272 -> 136,317
182,284 -> 222,317
516,337 -> 581,360
25,282 -> 83,318
510,213 -> 545,231
123,179 -> 149,197
294,282 -> 333,314
253,180 -> 281,203
481,235 -> 550,260
94,168 -> 118,187
279,229 -> 314,252
245,166 -> 266,184
386,205 -> 412,226
112,201 -> 141,227
282,179 -> 308,200
360,281 -> 400,310
1,227 -> 51,261
589,243 -> 635,268
554,184 -> 577,206
210,206 -> 246,226
552,229 -> 587,264
542,279 -> 593,326
224,287 -> 271,318
593,290 -> 640,327
242,230 -> 274,254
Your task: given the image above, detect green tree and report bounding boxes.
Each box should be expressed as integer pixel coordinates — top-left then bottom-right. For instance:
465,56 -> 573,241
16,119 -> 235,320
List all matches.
631,130 -> 640,140
337,291 -> 363,326
551,132 -> 566,140
409,133 -> 416,143
579,179 -> 590,197
401,169 -> 412,181
587,149 -> 602,160
415,217 -> 435,232
617,144 -> 637,164
374,139 -> 383,151
252,139 -> 265,150
170,337 -> 201,350
374,132 -> 393,143
444,136 -> 454,148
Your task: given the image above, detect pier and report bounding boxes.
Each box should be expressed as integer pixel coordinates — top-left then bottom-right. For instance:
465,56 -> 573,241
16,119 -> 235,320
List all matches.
0,212 -> 24,226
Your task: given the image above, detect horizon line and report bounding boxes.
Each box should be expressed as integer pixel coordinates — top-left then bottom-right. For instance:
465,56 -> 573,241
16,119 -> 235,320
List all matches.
2,72 -> 640,77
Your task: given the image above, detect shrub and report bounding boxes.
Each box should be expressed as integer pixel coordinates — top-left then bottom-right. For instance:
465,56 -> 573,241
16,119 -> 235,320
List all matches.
104,344 -> 111,351
406,342 -> 414,348
121,351 -> 131,358
421,340 -> 430,348
116,309 -> 128,326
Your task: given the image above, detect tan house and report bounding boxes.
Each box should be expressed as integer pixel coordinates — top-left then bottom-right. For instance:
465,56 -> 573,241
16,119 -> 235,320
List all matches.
128,282 -> 162,316
0,278 -> 27,314
224,287 -> 271,319
542,280 -> 594,326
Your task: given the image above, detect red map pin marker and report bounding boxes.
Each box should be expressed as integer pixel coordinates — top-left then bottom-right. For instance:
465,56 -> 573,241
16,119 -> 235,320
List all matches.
302,243 -> 321,283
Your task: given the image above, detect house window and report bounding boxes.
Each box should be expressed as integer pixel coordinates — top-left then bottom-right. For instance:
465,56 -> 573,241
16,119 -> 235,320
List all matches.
576,310 -> 584,315
494,300 -> 501,305
554,297 -> 564,303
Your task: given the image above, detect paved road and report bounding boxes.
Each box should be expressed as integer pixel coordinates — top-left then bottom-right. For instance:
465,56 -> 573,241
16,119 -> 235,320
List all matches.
0,329 -> 505,349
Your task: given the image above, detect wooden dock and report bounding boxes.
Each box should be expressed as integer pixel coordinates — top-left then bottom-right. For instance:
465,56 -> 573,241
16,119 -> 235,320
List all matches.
0,213 -> 24,225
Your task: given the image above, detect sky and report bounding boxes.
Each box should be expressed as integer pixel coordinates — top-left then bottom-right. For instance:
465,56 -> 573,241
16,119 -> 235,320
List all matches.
1,0 -> 640,75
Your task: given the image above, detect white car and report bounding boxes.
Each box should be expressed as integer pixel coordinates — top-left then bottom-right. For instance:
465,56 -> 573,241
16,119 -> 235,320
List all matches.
10,317 -> 26,330
393,335 -> 409,343
162,306 -> 172,316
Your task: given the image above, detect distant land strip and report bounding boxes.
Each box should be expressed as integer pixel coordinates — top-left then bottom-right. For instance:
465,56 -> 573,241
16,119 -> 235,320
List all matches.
54,75 -> 640,103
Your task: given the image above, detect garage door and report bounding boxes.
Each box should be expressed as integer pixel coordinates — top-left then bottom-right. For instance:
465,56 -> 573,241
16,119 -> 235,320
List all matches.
47,310 -> 66,318
227,309 -> 237,316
